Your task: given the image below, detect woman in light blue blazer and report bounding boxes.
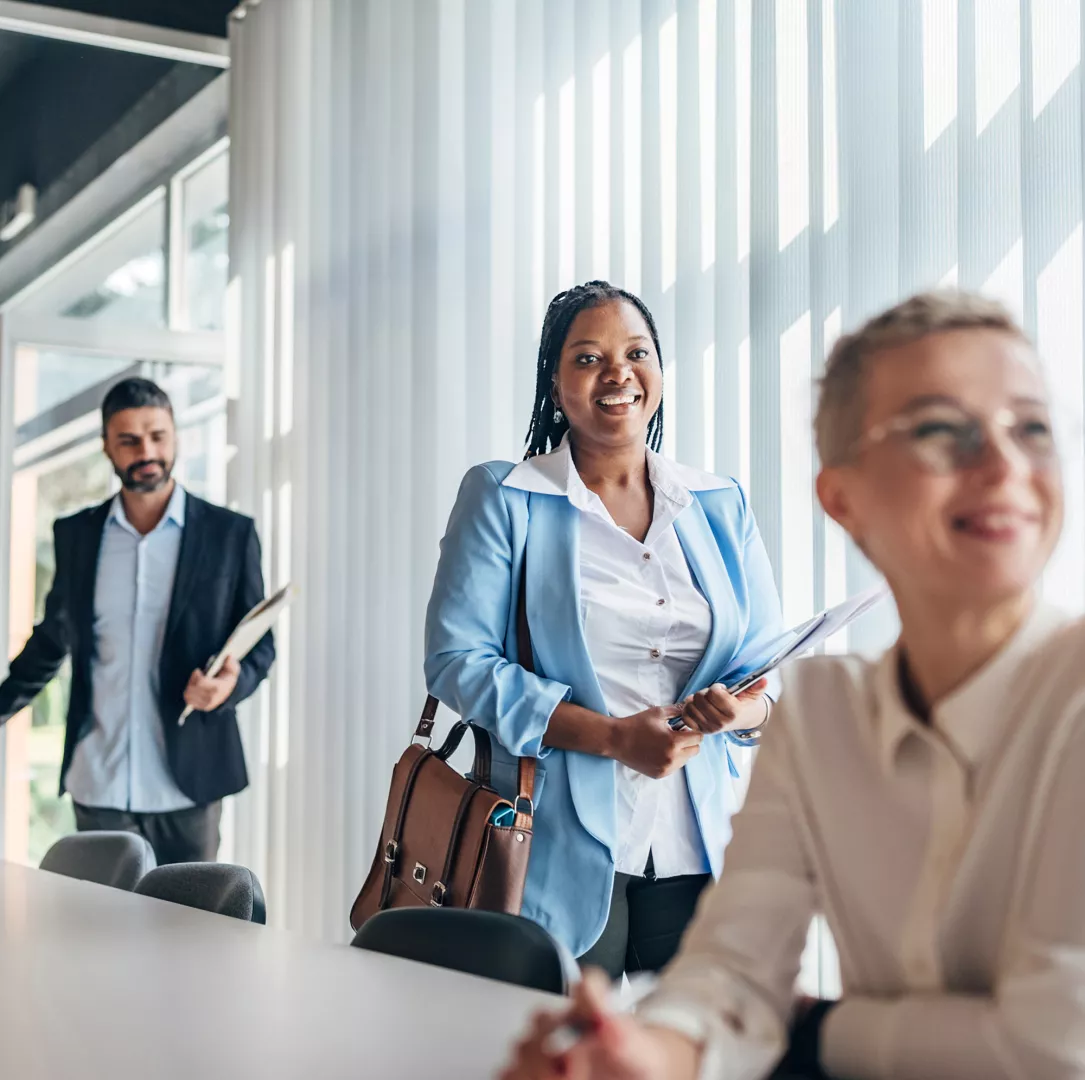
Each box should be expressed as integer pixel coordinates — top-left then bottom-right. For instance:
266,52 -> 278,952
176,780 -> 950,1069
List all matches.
425,281 -> 784,976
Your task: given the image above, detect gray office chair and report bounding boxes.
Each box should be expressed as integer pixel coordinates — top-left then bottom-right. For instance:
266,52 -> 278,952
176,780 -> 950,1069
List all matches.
40,830 -> 156,891
351,908 -> 578,994
135,863 -> 267,924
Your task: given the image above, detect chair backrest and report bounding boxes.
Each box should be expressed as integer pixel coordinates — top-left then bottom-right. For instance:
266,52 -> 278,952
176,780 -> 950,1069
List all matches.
134,863 -> 266,924
40,831 -> 156,891
351,908 -> 577,994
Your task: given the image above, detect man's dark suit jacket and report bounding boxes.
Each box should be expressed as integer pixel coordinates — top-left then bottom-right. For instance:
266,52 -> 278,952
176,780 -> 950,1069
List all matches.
0,491 -> 276,805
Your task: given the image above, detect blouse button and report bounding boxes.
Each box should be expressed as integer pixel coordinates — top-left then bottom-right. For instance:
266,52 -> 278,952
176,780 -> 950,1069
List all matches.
656,598 -> 666,606
642,552 -> 651,562
650,648 -> 662,659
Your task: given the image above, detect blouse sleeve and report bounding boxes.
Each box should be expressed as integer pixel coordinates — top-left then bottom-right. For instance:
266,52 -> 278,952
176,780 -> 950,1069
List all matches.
636,714 -> 811,1078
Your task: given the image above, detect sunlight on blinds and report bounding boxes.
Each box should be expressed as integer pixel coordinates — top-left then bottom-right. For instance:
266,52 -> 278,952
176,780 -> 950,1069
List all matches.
921,0 -> 956,150
228,3 -> 1085,982
975,0 -> 1019,136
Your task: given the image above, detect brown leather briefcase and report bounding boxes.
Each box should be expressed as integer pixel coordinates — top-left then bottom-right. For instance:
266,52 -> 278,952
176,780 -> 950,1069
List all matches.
349,572 -> 536,931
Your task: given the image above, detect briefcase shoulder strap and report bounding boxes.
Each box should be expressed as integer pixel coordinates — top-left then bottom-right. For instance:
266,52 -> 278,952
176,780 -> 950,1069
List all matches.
512,557 -> 537,826
378,745 -> 433,908
414,553 -> 537,815
514,556 -> 534,675
414,695 -> 439,743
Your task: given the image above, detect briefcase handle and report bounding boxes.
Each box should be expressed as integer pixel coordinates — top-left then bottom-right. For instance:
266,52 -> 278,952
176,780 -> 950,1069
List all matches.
426,718 -> 535,824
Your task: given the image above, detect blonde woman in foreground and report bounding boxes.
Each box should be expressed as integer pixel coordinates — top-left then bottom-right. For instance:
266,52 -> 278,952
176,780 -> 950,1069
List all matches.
501,290 -> 1085,1080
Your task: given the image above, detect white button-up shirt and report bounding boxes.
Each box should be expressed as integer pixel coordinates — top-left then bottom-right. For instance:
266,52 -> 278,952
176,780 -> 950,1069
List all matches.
640,601 -> 1085,1080
65,485 -> 193,813
559,440 -> 714,878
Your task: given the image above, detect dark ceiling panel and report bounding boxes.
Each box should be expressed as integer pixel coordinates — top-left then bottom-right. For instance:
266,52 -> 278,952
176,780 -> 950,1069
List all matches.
0,30 -> 41,97
0,36 -> 173,200
0,2 -> 231,220
14,0 -> 236,38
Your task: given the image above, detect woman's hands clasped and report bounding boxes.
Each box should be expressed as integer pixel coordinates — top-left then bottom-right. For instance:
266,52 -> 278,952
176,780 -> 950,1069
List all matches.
498,970 -> 701,1080
610,680 -> 769,778
611,706 -> 702,779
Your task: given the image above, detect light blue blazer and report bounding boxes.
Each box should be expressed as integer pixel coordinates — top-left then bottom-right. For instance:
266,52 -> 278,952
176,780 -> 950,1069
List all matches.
423,451 -> 784,956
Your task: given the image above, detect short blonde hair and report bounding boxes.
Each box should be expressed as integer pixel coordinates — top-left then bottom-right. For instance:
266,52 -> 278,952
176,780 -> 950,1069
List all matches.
814,290 -> 1031,467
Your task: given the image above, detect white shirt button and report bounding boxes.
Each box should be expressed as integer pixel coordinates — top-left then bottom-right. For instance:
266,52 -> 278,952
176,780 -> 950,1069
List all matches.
650,648 -> 662,659
657,598 -> 666,606
642,552 -> 652,561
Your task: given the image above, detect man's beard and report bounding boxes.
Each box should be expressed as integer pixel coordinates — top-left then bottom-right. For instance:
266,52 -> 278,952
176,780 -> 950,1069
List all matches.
116,459 -> 173,493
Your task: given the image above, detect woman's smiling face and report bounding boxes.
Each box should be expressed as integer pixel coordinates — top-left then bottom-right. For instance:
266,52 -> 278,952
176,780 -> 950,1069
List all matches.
552,299 -> 663,454
817,328 -> 1063,608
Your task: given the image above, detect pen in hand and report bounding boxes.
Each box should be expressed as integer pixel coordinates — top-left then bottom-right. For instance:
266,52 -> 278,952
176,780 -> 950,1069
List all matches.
544,974 -> 657,1056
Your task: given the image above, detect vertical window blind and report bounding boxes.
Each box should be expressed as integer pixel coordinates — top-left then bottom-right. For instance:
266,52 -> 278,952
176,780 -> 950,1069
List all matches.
227,0 -> 1085,981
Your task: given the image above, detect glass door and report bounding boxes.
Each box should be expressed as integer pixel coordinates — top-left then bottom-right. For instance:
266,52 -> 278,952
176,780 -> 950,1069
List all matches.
4,343 -> 225,865
0,140 -> 230,864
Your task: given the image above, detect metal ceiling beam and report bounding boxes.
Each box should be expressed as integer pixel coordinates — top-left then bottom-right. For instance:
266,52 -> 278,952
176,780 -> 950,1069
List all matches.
0,1 -> 230,68
5,315 -> 226,365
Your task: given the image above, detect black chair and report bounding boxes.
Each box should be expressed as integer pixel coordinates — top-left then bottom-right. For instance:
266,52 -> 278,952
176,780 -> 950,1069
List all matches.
134,863 -> 267,924
40,831 -> 156,891
351,908 -> 577,994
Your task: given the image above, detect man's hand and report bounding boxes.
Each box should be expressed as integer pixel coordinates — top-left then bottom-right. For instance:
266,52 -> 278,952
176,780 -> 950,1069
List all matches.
680,678 -> 769,735
183,656 -> 240,714
612,706 -> 702,779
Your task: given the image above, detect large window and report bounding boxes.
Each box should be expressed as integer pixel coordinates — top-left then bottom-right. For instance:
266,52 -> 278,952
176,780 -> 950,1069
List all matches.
14,348 -> 133,427
15,197 -> 167,329
180,149 -> 229,332
1,141 -> 230,866
7,445 -> 113,863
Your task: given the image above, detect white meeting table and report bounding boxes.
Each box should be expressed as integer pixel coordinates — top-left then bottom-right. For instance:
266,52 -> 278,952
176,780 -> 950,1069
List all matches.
0,860 -> 556,1079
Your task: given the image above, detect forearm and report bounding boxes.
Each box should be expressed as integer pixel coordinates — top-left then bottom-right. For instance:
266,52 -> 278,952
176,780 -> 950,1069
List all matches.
636,722 -> 815,1078
224,631 -> 275,709
822,993 -> 1039,1080
0,636 -> 68,723
642,1026 -> 703,1080
723,692 -> 772,747
0,676 -> 31,726
426,650 -> 571,758
1,527 -> 72,723
637,994 -> 784,1080
541,701 -> 621,758
222,664 -> 258,711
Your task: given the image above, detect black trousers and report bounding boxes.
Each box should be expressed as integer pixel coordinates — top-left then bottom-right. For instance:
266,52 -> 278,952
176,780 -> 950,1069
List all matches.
578,858 -> 712,980
72,800 -> 222,866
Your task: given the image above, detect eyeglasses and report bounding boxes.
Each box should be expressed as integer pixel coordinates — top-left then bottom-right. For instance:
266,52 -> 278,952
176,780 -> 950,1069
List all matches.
853,404 -> 1058,475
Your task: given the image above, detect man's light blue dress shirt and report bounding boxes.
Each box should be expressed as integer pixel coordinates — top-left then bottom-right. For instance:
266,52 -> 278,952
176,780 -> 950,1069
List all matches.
65,485 -> 194,812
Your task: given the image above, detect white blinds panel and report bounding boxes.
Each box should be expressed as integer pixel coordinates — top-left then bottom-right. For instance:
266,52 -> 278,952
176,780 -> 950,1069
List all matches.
228,0 -> 1085,960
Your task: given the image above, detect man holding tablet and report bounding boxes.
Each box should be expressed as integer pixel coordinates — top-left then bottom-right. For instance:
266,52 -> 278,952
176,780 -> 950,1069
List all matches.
0,378 -> 275,864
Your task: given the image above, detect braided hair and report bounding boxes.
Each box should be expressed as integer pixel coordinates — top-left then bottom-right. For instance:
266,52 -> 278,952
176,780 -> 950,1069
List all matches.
524,280 -> 665,458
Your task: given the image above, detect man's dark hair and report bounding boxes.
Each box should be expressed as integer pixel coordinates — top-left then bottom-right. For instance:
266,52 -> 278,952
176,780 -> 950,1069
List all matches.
524,280 -> 665,458
101,377 -> 174,434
